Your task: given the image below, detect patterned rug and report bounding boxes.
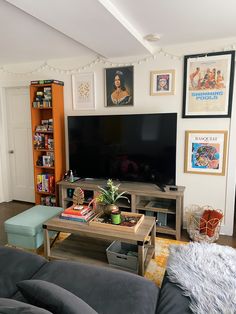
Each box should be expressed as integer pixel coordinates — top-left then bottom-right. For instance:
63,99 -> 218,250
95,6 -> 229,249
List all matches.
145,237 -> 187,287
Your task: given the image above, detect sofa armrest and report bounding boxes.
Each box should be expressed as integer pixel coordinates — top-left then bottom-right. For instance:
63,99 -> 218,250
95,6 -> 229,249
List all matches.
0,246 -> 47,298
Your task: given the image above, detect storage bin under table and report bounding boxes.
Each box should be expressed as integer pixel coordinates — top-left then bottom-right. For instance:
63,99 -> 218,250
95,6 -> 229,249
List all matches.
106,241 -> 138,271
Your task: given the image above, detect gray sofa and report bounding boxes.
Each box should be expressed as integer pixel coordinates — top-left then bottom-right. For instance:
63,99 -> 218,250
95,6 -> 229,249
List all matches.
0,246 -> 191,314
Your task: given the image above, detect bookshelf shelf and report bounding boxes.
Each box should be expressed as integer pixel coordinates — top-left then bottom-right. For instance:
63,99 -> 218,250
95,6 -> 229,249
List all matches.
30,82 -> 66,206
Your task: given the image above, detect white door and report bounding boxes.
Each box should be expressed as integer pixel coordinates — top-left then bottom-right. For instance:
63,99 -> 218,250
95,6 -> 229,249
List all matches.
6,87 -> 34,202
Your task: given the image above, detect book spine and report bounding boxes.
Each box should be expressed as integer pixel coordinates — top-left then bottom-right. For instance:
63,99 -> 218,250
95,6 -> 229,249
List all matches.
60,214 -> 87,222
64,208 -> 89,216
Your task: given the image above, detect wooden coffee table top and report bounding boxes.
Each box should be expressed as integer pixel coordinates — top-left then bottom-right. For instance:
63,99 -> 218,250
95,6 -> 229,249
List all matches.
43,215 -> 155,243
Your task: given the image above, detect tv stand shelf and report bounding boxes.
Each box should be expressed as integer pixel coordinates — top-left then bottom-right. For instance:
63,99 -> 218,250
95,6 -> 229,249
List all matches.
57,179 -> 185,240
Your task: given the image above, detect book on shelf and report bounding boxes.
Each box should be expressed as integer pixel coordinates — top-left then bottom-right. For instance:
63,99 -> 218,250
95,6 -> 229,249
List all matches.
37,174 -> 55,193
31,80 -> 64,86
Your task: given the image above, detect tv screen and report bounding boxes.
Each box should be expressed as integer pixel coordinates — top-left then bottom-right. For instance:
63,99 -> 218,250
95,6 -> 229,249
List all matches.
68,113 -> 177,185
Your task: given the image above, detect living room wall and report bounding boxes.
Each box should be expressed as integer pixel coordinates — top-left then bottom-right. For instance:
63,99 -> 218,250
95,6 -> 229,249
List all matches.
0,39 -> 235,235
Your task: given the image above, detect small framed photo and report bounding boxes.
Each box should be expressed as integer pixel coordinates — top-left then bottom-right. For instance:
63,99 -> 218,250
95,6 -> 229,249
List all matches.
72,72 -> 95,110
150,70 -> 175,96
105,66 -> 133,107
43,155 -> 53,167
183,50 -> 235,118
184,130 -> 228,176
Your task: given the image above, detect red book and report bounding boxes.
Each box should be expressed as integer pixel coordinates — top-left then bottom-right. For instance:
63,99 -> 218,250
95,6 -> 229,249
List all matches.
63,205 -> 90,217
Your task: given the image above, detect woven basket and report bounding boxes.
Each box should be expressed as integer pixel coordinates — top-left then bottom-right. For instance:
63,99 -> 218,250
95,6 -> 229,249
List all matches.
186,205 -> 223,243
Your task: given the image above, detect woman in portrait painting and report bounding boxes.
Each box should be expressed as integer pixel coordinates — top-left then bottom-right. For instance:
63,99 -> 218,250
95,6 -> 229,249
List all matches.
111,71 -> 131,106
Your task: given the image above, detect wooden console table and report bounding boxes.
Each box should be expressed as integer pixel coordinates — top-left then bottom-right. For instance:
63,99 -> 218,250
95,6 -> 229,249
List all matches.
43,215 -> 156,276
58,179 -> 185,240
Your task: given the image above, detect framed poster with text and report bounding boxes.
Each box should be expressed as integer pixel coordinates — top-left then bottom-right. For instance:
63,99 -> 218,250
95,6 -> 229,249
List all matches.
182,51 -> 235,118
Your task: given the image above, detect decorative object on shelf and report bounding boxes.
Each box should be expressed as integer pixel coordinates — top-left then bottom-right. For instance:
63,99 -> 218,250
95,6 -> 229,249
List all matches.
150,69 -> 175,96
95,179 -> 129,215
72,72 -> 95,110
111,209 -> 121,225
31,80 -> 64,86
90,211 -> 144,233
182,50 -> 235,118
105,66 -> 133,107
184,130 -> 228,175
72,187 -> 84,205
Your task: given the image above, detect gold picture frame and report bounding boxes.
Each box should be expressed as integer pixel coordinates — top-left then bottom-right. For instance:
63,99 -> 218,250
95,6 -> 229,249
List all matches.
184,130 -> 228,176
150,69 -> 175,96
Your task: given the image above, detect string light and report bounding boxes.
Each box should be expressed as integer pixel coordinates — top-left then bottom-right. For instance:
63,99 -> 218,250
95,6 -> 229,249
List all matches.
0,44 -> 235,76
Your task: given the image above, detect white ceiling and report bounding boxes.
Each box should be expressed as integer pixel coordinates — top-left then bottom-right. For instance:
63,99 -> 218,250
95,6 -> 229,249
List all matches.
1,0 -> 236,65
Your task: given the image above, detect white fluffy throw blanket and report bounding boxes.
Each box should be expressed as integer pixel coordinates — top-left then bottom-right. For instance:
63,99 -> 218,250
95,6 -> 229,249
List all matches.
167,242 -> 236,314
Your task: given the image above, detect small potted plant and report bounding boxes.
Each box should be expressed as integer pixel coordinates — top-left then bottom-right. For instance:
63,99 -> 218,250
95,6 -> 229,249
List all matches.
95,179 -> 129,215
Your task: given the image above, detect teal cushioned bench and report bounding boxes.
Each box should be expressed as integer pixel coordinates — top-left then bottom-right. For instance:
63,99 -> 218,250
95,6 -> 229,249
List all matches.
4,205 -> 63,250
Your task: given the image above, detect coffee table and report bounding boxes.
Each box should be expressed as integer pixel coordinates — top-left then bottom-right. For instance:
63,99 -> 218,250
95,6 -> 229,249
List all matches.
43,215 -> 156,276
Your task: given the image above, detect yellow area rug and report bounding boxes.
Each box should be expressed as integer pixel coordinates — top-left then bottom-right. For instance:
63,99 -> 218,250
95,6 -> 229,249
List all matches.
145,237 -> 187,287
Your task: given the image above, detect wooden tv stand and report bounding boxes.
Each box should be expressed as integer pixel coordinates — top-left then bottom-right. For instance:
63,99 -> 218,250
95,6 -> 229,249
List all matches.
57,179 -> 185,240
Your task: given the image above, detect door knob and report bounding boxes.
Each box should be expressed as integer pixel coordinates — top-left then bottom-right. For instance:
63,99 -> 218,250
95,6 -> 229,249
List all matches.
9,150 -> 14,154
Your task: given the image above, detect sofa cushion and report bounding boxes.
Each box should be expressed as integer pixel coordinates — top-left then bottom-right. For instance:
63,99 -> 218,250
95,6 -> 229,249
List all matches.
155,272 -> 192,314
17,280 -> 98,314
0,298 -> 52,314
0,246 -> 47,298
32,260 -> 159,314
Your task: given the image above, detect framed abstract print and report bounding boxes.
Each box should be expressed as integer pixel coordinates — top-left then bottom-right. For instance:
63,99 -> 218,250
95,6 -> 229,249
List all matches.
72,72 -> 95,110
184,130 -> 228,175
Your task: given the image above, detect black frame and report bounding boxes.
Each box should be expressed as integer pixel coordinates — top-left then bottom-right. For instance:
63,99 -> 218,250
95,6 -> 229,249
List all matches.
182,50 -> 235,118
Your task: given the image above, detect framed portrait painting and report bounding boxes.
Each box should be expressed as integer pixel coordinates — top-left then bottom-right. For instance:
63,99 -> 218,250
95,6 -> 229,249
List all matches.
105,66 -> 133,107
72,72 -> 95,110
184,130 -> 228,176
150,69 -> 175,96
183,50 -> 235,118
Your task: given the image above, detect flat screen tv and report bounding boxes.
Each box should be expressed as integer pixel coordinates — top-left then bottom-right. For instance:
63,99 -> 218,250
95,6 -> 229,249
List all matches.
68,113 -> 177,186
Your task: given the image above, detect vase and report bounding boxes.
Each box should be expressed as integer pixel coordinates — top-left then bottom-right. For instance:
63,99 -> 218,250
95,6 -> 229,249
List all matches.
104,204 -> 119,215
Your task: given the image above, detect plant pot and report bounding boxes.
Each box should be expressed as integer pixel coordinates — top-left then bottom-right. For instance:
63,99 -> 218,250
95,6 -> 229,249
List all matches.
104,204 -> 119,215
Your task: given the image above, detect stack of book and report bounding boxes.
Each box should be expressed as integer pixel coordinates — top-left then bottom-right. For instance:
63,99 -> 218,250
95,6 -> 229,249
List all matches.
37,174 -> 55,193
60,205 -> 97,223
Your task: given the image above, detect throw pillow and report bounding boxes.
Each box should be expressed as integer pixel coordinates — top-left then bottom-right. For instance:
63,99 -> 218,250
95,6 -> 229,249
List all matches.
0,298 -> 52,314
199,209 -> 223,237
199,209 -> 211,234
207,210 -> 223,237
17,279 -> 98,314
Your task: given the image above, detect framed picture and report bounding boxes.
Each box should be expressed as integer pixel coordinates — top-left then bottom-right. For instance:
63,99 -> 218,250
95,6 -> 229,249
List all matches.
150,69 -> 175,96
42,155 -> 53,167
183,50 -> 235,118
72,72 -> 95,110
105,66 -> 133,107
184,130 -> 228,176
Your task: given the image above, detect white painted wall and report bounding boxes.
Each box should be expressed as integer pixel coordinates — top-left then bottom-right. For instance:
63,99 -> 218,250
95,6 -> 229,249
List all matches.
0,43 -> 235,235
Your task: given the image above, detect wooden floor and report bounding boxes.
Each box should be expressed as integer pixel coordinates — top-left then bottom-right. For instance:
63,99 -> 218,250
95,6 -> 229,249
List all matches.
0,201 -> 236,248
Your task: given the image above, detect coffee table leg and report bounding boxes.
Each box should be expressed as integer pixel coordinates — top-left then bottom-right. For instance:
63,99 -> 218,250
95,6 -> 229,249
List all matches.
138,241 -> 144,276
151,222 -> 156,259
43,226 -> 50,259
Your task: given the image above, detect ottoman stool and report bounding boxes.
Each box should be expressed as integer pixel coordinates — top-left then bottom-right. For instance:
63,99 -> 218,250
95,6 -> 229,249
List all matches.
4,205 -> 63,250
